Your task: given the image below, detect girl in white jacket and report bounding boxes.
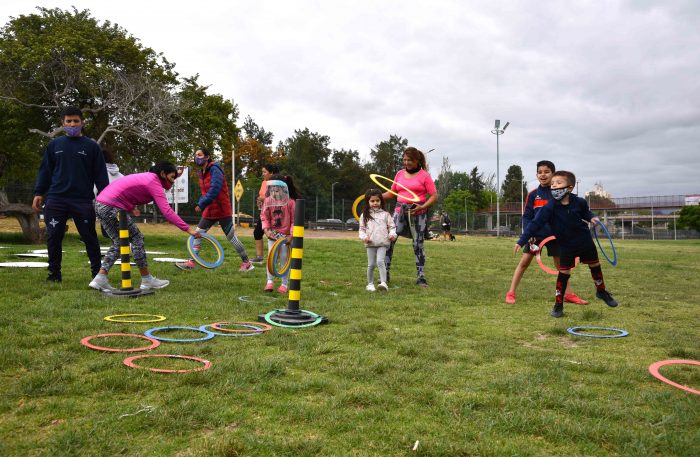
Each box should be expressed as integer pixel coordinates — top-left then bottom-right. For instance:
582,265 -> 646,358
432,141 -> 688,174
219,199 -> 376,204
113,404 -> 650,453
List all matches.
359,189 -> 397,291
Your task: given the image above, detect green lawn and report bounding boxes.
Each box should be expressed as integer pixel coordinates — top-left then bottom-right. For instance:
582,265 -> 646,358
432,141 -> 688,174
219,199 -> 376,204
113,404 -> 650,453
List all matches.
0,231 -> 698,456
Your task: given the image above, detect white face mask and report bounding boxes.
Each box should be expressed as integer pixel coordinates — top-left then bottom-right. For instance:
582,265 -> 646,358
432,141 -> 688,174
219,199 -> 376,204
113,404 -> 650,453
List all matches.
551,187 -> 569,200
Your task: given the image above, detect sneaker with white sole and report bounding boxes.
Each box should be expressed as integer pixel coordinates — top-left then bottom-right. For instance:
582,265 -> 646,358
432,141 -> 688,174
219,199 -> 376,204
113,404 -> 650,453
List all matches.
175,259 -> 196,270
239,261 -> 255,272
377,282 -> 388,291
366,283 -> 376,292
89,274 -> 115,292
140,276 -> 170,290
250,256 -> 265,264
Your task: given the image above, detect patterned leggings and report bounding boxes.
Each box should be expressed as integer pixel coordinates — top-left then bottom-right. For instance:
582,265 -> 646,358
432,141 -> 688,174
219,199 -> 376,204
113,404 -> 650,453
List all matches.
385,205 -> 427,278
95,202 -> 148,272
191,216 -> 249,262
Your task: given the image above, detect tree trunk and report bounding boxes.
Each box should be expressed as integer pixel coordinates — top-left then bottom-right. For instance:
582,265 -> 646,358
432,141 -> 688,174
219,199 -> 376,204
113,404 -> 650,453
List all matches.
0,203 -> 45,244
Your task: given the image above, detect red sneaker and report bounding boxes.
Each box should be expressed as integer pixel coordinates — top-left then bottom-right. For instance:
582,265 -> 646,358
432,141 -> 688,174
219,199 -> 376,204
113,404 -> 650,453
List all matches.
505,291 -> 516,304
263,282 -> 274,292
564,293 -> 589,305
277,284 -> 288,294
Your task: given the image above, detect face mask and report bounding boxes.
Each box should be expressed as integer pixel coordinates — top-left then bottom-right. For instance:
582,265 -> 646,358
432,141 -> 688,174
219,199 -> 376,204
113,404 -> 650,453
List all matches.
64,126 -> 82,137
405,166 -> 421,174
195,157 -> 207,166
551,187 -> 569,200
160,176 -> 173,190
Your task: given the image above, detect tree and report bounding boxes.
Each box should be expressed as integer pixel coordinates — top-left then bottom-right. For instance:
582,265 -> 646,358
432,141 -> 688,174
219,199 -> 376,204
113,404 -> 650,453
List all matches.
501,164 -> 527,204
434,156 -> 452,208
330,149 -> 372,205
442,189 -> 478,228
369,135 -> 407,178
279,128 -> 333,198
677,205 -> 700,231
234,116 -> 283,179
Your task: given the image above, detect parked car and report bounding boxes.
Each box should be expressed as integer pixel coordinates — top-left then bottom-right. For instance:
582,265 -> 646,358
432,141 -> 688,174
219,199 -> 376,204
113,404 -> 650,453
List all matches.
345,218 -> 359,230
316,218 -> 343,230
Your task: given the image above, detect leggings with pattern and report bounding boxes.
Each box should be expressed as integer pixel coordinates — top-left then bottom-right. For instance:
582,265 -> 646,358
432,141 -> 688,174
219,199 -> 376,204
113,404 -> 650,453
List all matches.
385,205 -> 427,278
191,216 -> 249,262
95,202 -> 148,272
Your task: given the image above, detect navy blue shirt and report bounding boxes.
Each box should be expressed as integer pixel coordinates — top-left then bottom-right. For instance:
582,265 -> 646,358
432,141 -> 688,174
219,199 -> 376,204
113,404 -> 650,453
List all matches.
518,194 -> 596,250
33,136 -> 108,201
522,185 -> 556,240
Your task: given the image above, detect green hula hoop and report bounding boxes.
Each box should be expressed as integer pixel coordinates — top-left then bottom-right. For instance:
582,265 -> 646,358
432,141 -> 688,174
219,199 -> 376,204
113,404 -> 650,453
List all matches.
264,309 -> 324,328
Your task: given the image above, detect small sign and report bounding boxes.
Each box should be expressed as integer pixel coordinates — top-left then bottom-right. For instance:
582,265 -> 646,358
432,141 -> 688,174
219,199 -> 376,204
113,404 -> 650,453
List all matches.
234,180 -> 244,201
166,166 -> 188,204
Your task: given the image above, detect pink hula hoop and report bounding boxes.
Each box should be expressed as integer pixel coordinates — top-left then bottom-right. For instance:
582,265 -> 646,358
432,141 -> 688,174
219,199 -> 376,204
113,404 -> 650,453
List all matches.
648,359 -> 700,395
536,236 -> 579,275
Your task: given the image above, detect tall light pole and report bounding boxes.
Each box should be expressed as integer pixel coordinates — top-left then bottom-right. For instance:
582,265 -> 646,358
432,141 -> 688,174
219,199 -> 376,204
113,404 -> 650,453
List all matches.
331,182 -> 339,219
464,196 -> 468,232
576,179 -> 580,195
521,178 -> 527,233
491,120 -> 509,237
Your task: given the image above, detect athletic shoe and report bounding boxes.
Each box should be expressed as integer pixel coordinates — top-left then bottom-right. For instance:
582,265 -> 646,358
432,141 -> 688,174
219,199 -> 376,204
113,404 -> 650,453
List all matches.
89,274 -> 115,292
564,293 -> 589,305
140,276 -> 170,290
377,282 -> 388,291
250,256 -> 264,264
46,272 -> 62,283
596,290 -> 618,307
264,281 -> 274,292
277,284 -> 288,294
550,303 -> 564,318
416,277 -> 428,287
239,261 -> 255,272
366,283 -> 376,292
175,259 -> 196,270
505,291 -> 516,304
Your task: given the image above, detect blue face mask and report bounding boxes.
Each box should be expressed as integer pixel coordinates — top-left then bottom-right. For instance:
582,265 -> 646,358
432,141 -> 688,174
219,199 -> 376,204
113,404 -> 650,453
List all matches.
551,187 -> 569,201
195,157 -> 207,166
64,126 -> 82,137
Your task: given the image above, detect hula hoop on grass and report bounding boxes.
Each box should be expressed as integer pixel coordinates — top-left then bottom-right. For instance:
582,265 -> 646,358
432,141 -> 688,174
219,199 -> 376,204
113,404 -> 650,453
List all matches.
123,354 -> 212,373
210,321 -> 272,333
352,195 -> 364,221
566,326 -> 629,338
267,238 -> 291,277
238,295 -> 277,304
369,174 -> 420,203
536,236 -> 579,275
144,326 -> 215,343
198,323 -> 265,337
648,359 -> 700,396
80,333 -> 160,352
264,309 -> 324,328
593,221 -> 617,266
104,313 -> 166,323
187,233 -> 224,269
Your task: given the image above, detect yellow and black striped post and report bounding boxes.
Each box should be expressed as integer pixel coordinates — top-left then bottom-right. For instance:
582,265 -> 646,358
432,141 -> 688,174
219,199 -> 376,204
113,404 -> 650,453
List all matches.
260,199 -> 327,326
105,210 -> 153,297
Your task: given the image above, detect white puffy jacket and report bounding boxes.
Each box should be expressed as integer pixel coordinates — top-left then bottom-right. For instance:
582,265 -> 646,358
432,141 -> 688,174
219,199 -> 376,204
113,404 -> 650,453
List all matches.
359,209 -> 397,247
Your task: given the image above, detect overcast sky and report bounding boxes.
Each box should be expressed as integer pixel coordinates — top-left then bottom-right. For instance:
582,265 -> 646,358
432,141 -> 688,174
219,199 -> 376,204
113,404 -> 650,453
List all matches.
2,1 -> 699,197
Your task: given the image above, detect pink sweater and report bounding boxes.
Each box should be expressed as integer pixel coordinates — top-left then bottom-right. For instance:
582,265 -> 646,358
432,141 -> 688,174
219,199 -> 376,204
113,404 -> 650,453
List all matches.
96,172 -> 190,232
391,169 -> 437,204
261,198 -> 296,235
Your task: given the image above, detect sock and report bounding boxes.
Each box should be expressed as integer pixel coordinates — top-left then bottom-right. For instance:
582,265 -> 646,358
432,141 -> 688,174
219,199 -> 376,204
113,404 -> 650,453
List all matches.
555,272 -> 570,306
590,265 -> 605,291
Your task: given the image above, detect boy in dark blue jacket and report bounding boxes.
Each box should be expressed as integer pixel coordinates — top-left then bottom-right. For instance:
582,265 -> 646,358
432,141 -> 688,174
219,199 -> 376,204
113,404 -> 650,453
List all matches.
515,170 -> 618,317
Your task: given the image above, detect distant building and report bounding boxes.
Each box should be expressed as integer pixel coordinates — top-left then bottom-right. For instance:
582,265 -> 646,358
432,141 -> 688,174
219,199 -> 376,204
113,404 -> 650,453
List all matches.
685,194 -> 700,206
585,182 -> 612,200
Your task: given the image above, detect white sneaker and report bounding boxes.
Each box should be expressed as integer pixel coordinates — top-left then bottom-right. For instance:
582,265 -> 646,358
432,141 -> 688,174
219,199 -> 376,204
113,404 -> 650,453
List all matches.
89,274 -> 115,292
366,283 -> 376,292
377,282 -> 388,291
140,276 -> 170,290
239,261 -> 255,272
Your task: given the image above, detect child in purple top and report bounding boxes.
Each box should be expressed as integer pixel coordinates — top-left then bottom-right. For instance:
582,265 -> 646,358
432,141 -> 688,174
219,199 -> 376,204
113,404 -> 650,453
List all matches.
89,162 -> 199,292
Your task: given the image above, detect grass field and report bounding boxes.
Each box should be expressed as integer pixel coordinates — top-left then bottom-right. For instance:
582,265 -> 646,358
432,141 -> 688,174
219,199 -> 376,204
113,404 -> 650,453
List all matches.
0,222 -> 698,456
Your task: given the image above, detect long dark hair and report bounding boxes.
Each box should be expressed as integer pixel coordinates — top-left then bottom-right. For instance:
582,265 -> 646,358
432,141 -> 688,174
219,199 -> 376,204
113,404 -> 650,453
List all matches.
361,188 -> 385,224
404,147 -> 427,171
149,161 -> 178,176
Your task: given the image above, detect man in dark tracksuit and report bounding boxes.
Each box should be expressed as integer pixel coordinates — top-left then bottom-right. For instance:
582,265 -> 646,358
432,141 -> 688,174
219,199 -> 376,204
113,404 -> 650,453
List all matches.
32,106 -> 108,282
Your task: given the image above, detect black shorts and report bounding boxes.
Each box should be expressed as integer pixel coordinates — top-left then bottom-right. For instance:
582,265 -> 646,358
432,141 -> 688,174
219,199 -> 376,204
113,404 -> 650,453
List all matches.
253,218 -> 264,240
523,237 -> 560,257
559,244 -> 599,270
442,224 -> 451,232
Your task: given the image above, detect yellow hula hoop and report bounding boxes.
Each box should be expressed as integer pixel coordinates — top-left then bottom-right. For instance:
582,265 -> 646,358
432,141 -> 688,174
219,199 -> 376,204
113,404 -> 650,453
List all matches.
352,195 -> 364,222
369,174 -> 420,203
267,237 -> 291,277
104,314 -> 167,323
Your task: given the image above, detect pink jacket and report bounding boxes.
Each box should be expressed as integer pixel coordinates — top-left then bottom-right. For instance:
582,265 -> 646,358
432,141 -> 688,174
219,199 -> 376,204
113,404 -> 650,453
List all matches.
261,198 -> 296,235
96,172 -> 190,232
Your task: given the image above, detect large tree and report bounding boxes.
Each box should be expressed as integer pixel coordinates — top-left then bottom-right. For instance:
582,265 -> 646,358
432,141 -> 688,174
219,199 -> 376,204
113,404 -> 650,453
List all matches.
677,205 -> 700,231
369,134 -> 407,178
501,164 -> 527,204
279,128 -> 333,198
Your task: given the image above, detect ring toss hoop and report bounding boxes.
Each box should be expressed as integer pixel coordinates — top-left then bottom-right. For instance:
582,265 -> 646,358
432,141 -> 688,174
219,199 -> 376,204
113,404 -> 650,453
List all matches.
267,237 -> 291,277
123,354 -> 212,373
104,313 -> 166,323
80,333 -> 160,352
566,326 -> 629,338
144,326 -> 215,343
593,221 -> 617,266
648,359 -> 700,395
369,174 -> 420,203
187,233 -> 224,269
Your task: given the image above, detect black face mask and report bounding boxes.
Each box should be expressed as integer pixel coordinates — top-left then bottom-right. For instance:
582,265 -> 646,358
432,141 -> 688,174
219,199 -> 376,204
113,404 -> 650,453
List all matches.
405,166 -> 421,174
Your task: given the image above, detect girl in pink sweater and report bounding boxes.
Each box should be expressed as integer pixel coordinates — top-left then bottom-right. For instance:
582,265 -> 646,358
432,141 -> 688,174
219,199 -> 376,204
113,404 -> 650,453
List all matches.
261,175 -> 298,293
89,162 -> 199,292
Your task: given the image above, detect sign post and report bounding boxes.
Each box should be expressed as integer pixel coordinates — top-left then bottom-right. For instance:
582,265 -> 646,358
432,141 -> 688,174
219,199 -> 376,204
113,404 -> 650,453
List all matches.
234,180 -> 244,226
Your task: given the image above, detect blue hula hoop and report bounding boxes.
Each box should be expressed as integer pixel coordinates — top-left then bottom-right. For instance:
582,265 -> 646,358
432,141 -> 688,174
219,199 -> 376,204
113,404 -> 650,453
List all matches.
144,326 -> 216,343
592,221 -> 617,266
187,233 -> 224,269
198,324 -> 263,337
267,238 -> 291,278
566,326 -> 628,338
238,295 -> 278,304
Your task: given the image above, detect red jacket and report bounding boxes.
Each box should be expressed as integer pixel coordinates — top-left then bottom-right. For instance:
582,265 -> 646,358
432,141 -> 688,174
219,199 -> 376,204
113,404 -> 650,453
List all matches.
197,162 -> 232,219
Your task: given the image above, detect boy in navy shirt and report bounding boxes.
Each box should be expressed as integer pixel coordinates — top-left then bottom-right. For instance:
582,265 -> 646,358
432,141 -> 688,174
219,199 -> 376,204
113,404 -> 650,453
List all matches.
515,170 -> 618,317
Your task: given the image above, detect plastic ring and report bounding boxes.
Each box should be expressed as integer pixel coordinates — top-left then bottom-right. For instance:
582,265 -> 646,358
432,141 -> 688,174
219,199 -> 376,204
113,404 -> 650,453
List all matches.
187,233 -> 224,269
238,295 -> 278,304
264,309 -> 324,328
80,333 -> 160,352
536,236 -> 579,275
198,324 -> 264,337
104,314 -> 166,323
123,354 -> 212,373
352,195 -> 364,222
267,238 -> 291,278
210,321 -> 272,333
648,360 -> 700,395
144,326 -> 216,343
566,326 -> 629,338
593,221 -> 618,266
369,174 -> 420,203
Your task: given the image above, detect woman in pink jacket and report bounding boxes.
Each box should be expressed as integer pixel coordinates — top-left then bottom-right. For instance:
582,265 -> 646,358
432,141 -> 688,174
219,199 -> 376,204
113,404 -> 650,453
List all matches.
89,161 -> 199,292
